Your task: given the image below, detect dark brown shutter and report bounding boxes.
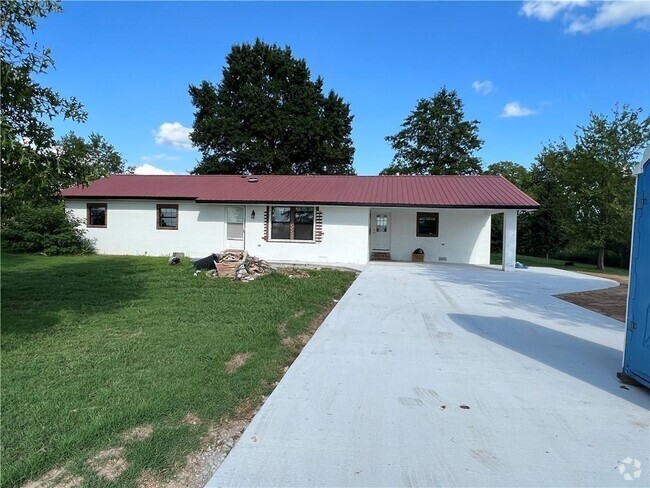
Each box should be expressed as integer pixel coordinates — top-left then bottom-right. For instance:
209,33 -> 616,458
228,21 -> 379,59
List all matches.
263,206 -> 269,241
315,207 -> 323,242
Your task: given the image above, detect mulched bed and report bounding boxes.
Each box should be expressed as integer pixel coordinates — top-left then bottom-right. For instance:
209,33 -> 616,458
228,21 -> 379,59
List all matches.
555,273 -> 628,322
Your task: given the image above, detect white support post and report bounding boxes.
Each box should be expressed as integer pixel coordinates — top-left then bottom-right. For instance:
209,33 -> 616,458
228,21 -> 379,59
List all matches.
502,209 -> 517,272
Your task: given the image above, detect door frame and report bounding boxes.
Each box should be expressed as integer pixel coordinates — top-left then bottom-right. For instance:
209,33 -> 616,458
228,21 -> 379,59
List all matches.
370,209 -> 391,251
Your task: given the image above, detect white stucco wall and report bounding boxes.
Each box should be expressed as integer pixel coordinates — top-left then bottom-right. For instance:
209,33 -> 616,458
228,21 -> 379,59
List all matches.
374,207 -> 492,265
66,200 -> 370,264
66,199 -> 225,257
246,205 -> 370,265
66,200 -> 491,266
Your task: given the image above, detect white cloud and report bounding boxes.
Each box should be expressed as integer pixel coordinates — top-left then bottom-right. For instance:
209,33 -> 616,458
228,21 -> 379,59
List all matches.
500,102 -> 537,118
520,0 -> 589,21
154,122 -> 193,150
134,163 -> 176,175
472,80 -> 494,95
566,1 -> 650,33
520,0 -> 650,33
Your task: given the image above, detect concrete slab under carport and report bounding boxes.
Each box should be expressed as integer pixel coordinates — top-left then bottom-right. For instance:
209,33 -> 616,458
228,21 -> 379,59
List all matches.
207,263 -> 649,488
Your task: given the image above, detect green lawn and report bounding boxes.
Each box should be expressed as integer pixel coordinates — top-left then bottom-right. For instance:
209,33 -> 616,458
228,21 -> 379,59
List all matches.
1,253 -> 356,488
490,253 -> 629,277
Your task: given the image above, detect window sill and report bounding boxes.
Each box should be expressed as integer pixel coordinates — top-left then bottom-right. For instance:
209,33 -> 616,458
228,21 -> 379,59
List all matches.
157,227 -> 178,231
87,225 -> 107,229
268,239 -> 317,244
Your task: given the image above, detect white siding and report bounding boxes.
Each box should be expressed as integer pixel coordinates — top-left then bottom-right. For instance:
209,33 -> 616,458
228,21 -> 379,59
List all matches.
378,207 -> 492,265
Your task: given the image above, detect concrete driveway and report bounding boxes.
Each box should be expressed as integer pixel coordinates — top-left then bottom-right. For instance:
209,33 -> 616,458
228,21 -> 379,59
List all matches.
207,263 -> 649,487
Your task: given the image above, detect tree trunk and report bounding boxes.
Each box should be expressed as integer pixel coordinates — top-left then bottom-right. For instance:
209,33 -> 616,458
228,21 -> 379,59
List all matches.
597,247 -> 605,270
545,251 -> 550,263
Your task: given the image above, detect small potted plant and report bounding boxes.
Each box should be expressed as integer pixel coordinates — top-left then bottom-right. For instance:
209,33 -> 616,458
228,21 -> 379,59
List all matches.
412,248 -> 425,263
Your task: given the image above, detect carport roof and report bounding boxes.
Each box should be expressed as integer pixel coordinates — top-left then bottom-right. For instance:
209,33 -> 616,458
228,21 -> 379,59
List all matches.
62,174 -> 539,209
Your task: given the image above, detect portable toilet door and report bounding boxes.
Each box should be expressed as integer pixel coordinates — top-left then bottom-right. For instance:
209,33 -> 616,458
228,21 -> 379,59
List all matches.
621,147 -> 650,388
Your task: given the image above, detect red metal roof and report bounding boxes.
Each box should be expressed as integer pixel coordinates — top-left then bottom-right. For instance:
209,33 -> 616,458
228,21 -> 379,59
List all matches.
62,174 -> 539,209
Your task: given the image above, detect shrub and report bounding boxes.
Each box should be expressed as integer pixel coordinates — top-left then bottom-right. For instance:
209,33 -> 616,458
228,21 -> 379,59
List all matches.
3,204 -> 95,255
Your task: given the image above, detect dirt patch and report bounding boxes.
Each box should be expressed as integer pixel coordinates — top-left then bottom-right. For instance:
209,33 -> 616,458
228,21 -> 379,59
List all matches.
277,268 -> 310,279
121,424 -> 154,442
224,352 -> 252,373
233,395 -> 262,422
137,401 -> 260,488
280,300 -> 338,355
555,273 -> 628,322
278,321 -> 287,337
86,447 -> 128,481
280,333 -> 312,352
304,299 -> 338,335
182,413 -> 202,426
22,468 -> 83,488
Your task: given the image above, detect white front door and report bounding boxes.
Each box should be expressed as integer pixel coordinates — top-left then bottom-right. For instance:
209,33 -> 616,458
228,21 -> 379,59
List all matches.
225,206 -> 245,250
370,210 -> 391,250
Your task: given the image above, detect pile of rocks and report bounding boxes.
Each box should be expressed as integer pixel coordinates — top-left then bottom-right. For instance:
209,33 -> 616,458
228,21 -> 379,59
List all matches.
217,251 -> 273,281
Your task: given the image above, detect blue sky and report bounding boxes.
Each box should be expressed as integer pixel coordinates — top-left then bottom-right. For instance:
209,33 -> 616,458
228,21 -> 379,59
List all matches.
37,1 -> 649,175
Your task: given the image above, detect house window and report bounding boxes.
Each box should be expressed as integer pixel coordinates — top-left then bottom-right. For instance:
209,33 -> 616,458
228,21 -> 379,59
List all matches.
270,206 -> 315,241
416,212 -> 439,237
157,204 -> 178,230
376,215 -> 388,233
271,207 -> 291,239
87,203 -> 107,228
294,207 -> 315,240
226,206 -> 245,240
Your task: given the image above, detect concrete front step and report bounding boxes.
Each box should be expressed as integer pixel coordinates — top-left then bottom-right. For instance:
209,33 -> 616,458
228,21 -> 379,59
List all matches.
370,251 -> 391,261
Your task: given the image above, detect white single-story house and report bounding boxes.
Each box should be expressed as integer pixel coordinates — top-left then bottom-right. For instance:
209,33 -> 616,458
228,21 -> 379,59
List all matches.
62,174 -> 539,271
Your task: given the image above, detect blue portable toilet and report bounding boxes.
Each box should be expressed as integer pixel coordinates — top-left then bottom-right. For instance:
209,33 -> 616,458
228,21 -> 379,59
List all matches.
621,146 -> 650,388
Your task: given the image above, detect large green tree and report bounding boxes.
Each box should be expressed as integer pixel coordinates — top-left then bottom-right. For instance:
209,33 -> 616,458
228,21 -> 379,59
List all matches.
485,161 -> 529,188
562,105 -> 650,269
522,144 -> 572,260
381,87 -> 483,175
189,39 -> 355,175
1,0 -> 127,217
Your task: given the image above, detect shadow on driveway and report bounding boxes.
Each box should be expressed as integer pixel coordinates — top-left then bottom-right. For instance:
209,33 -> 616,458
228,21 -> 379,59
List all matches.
450,313 -> 650,409
415,264 -> 623,331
